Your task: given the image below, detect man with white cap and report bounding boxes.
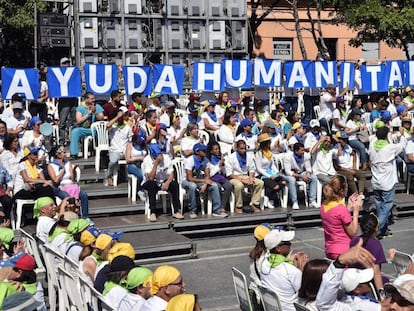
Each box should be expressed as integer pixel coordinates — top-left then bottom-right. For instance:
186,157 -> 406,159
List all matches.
260,228 -> 308,311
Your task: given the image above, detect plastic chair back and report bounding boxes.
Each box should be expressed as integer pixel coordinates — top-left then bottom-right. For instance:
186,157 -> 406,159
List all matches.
231,267 -> 253,311
257,284 -> 283,311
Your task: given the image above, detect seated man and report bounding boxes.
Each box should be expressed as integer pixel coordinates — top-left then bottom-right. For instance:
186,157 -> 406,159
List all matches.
69,92 -> 104,160
181,143 -> 227,219
260,228 -> 308,311
310,135 -> 338,185
283,142 -> 318,209
225,139 -> 264,214
141,265 -> 185,311
142,143 -> 183,222
334,131 -> 366,195
34,196 -> 66,242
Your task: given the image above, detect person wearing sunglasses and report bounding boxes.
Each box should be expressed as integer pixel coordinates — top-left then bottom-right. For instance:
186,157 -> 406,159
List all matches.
141,265 -> 185,311
384,276 -> 414,311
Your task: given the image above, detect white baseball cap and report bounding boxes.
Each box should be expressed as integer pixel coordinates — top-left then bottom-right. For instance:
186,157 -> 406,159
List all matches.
264,229 -> 295,250
341,268 -> 374,292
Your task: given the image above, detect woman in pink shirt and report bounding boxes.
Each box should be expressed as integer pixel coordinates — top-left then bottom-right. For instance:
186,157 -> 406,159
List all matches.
320,175 -> 362,259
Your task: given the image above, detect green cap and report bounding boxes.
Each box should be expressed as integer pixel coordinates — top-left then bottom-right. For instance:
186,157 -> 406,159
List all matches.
126,267 -> 153,289
33,197 -> 54,218
0,228 -> 14,250
375,120 -> 385,129
67,219 -> 90,234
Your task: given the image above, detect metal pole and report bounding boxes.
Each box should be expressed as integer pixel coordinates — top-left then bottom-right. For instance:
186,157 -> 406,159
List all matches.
73,0 -> 80,65
34,0 -> 38,67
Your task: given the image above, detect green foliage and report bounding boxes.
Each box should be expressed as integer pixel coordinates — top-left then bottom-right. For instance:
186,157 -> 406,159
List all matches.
0,0 -> 47,67
331,0 -> 414,57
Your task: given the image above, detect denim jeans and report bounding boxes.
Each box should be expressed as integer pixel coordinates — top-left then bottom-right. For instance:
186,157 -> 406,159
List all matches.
283,173 -> 317,204
79,190 -> 89,217
319,118 -> 332,134
181,180 -> 221,213
70,127 -> 92,156
373,188 -> 395,236
58,105 -> 77,144
348,139 -> 368,164
127,163 -> 143,191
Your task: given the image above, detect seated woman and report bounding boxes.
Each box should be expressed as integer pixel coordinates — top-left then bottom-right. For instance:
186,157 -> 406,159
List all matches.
125,129 -> 147,201
0,134 -> 23,182
14,146 -> 55,200
0,166 -> 14,220
47,145 -> 89,218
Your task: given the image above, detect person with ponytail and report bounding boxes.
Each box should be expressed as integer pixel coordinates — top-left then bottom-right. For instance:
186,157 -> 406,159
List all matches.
349,213 -> 388,295
320,175 -> 362,260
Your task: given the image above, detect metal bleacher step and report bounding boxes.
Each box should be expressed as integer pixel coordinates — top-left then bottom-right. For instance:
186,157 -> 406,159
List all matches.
81,183 -> 129,198
88,197 -> 144,216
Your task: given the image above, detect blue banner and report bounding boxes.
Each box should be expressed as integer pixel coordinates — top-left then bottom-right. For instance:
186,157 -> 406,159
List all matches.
84,64 -> 118,95
222,59 -> 252,88
340,62 -> 355,90
284,61 -> 312,88
361,63 -> 388,92
253,58 -> 282,87
47,67 -> 82,98
123,66 -> 152,96
313,61 -> 337,88
1,68 -> 39,100
153,64 -> 184,95
386,60 -> 404,88
193,62 -> 224,91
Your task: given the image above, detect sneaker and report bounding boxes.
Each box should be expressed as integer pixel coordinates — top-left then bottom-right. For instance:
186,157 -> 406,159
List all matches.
263,196 -> 269,207
137,190 -> 146,201
189,211 -> 198,219
267,200 -> 275,209
172,212 -> 184,220
212,211 -> 228,218
310,201 -> 319,209
292,202 -> 299,210
149,213 -> 157,222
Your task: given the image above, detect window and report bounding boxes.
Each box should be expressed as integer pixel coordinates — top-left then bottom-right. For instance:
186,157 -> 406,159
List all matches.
272,39 -> 292,60
361,42 -> 379,61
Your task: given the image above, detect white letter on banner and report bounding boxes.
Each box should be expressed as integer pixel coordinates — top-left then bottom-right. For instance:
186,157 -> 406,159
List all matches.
88,65 -> 113,93
314,61 -> 335,87
224,60 -> 247,87
341,63 -> 352,88
287,62 -> 309,88
51,67 -> 74,97
196,63 -> 221,90
154,66 -> 178,94
366,66 -> 382,91
126,67 -> 148,93
5,70 -> 34,100
254,58 -> 282,86
407,61 -> 414,86
388,61 -> 403,86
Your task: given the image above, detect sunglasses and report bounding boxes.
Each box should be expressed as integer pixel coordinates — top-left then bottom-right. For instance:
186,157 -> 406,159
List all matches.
168,279 -> 184,287
278,241 -> 292,247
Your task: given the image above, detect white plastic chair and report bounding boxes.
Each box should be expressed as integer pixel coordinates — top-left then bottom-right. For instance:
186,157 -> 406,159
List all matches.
113,159 -> 127,186
392,250 -> 414,276
58,265 -> 85,310
78,271 -> 115,311
199,129 -> 210,145
52,124 -> 59,144
313,105 -> 320,120
19,229 -> 46,287
257,284 -> 283,311
13,199 -> 35,230
90,121 -> 109,172
83,135 -> 93,159
231,267 -> 253,311
128,174 -> 138,201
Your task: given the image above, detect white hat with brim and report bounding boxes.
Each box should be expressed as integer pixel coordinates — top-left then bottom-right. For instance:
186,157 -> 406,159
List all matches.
341,268 -> 374,292
264,229 -> 295,250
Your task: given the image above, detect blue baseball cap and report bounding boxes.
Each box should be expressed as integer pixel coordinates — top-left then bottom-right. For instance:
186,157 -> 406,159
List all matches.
380,110 -> 391,121
240,119 -> 253,127
336,131 -> 349,139
193,143 -> 207,152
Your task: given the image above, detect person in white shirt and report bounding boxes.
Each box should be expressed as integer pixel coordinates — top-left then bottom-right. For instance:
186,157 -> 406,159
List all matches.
332,97 -> 349,133
283,142 -> 318,209
234,119 -> 258,153
34,196 -> 65,242
141,143 -> 183,222
201,100 -> 221,133
319,84 -> 348,133
105,107 -> 132,186
117,267 -> 153,311
141,265 -> 185,311
310,135 -> 338,184
217,110 -> 237,147
159,101 -> 176,127
180,102 -> 204,131
180,123 -> 201,158
260,229 -> 308,311
6,101 -> 30,144
334,131 -> 366,195
304,119 -> 322,154
225,139 -> 264,214
369,126 -> 406,239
